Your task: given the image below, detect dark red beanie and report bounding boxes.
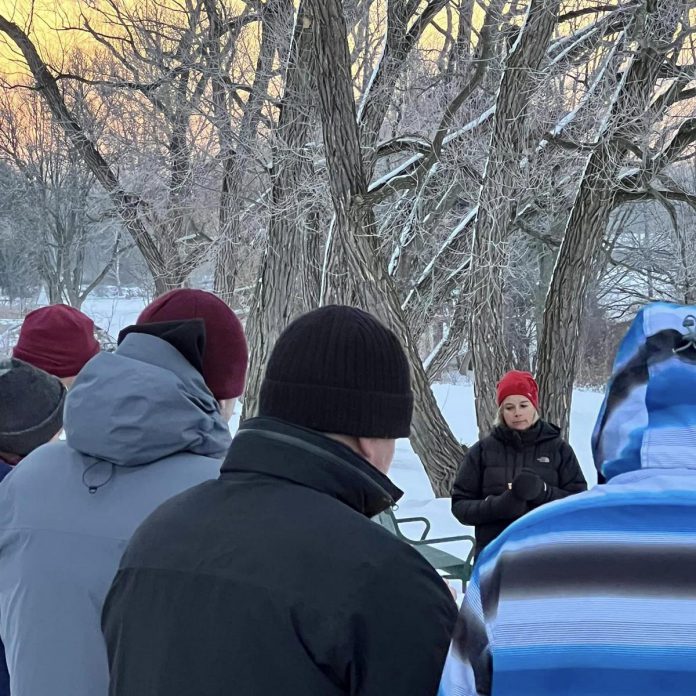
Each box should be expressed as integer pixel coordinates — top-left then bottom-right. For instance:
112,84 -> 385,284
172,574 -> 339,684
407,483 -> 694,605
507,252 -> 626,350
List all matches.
137,289 -> 248,400
496,370 -> 539,410
13,305 -> 100,378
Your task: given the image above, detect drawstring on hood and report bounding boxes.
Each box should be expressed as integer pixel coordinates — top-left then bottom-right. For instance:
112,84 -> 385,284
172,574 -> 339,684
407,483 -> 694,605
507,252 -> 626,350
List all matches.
82,460 -> 115,494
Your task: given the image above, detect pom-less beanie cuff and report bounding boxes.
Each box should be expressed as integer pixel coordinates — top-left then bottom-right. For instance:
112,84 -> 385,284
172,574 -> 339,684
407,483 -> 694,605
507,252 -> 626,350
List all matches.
0,359 -> 66,456
260,378 -> 414,439
0,393 -> 65,456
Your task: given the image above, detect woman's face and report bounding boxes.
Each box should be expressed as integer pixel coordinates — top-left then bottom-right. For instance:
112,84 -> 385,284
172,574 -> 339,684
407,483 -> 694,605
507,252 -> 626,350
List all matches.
501,395 -> 537,430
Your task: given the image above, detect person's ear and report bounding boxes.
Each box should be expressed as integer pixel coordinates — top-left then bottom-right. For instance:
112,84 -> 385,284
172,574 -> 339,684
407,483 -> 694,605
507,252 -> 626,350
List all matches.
218,398 -> 237,423
355,438 -> 396,474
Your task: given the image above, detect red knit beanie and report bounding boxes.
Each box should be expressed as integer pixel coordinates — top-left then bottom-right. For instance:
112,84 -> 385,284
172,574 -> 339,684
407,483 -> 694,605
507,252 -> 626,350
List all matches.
137,289 -> 248,400
496,370 -> 539,410
13,305 -> 100,379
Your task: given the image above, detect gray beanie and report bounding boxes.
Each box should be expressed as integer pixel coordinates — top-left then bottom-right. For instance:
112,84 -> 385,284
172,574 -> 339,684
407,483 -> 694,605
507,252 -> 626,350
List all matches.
0,359 -> 66,456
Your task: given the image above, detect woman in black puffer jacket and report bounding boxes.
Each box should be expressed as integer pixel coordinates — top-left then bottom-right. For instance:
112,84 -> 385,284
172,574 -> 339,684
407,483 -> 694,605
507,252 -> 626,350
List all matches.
452,370 -> 587,559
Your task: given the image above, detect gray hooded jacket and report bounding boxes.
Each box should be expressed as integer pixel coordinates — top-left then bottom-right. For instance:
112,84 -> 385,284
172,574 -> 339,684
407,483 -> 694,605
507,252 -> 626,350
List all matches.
0,332 -> 231,696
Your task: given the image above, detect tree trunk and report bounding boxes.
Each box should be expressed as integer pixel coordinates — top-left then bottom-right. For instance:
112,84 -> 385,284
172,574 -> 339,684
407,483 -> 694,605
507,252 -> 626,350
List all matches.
537,0 -> 685,436
425,299 -> 468,382
307,0 -> 464,496
454,0 -> 475,67
357,0 -> 448,167
469,0 -> 560,436
243,3 -> 317,419
301,197 -> 323,310
213,0 -> 294,305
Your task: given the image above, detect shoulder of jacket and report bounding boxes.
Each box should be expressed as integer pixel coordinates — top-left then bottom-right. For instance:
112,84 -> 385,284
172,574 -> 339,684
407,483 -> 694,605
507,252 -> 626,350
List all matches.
555,438 -> 576,456
474,433 -> 507,453
468,438 -> 490,455
366,532 -> 453,595
5,442 -> 71,483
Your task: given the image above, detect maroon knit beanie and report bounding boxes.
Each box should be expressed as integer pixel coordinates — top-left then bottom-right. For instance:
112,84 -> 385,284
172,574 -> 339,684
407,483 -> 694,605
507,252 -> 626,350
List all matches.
137,289 -> 248,400
496,370 -> 539,410
13,305 -> 100,379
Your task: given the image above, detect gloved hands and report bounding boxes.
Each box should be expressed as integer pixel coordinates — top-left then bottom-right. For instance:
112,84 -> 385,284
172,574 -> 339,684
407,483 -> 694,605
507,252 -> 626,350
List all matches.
511,468 -> 548,503
487,490 -> 528,520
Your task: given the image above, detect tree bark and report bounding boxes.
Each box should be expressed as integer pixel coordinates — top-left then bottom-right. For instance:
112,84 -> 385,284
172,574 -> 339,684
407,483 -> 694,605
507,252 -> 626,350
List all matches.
307,0 -> 464,495
536,0 -> 686,436
469,0 -> 561,435
212,0 -> 294,304
243,3 -> 317,419
425,299 -> 468,382
448,0 -> 475,76
357,0 -> 448,166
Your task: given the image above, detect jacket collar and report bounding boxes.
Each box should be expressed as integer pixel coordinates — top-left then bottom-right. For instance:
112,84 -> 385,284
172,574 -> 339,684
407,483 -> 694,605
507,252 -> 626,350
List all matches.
220,417 -> 403,518
492,419 -> 559,449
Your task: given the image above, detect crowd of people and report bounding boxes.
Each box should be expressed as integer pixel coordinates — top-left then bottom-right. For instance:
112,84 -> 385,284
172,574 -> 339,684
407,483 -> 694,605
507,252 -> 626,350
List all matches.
0,292 -> 694,696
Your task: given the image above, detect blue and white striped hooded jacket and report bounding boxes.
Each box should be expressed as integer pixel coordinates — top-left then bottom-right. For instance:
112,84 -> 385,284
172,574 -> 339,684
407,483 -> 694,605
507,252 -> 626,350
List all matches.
439,302 -> 696,696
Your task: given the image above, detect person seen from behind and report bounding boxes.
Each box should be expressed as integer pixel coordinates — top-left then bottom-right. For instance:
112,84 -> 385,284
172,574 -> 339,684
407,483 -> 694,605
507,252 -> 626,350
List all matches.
12,304 -> 100,388
0,288 -> 248,696
0,358 -> 66,696
440,302 -> 696,695
103,305 -> 457,696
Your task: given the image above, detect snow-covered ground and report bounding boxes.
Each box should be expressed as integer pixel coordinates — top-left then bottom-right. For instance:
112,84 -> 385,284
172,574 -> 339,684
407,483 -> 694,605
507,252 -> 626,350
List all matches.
81,295 -> 148,338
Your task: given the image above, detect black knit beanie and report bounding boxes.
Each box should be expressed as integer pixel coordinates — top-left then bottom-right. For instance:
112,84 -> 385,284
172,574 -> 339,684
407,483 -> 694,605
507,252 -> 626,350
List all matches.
259,305 -> 413,438
0,358 -> 66,456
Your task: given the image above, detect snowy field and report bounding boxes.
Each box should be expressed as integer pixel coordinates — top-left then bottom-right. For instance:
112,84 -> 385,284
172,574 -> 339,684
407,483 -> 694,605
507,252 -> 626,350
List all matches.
81,294 -> 149,338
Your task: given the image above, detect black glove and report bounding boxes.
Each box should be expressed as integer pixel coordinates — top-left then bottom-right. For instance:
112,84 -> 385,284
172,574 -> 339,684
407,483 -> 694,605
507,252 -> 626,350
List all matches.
487,490 -> 528,520
511,469 -> 547,503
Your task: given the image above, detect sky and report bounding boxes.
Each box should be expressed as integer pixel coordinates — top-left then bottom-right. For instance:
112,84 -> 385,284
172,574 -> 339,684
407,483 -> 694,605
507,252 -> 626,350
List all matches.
0,0 -> 463,80
0,0 -> 254,75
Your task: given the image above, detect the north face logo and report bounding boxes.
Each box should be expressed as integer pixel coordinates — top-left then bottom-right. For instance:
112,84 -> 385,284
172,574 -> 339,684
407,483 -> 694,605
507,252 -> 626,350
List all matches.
537,456 -> 550,463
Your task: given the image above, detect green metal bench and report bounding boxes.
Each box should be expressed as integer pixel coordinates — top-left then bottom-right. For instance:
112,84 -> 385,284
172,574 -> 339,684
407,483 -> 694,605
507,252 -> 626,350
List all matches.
375,507 -> 475,589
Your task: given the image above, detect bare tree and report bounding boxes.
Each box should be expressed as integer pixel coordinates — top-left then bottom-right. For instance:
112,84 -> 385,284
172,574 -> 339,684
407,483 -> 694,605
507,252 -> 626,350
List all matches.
211,0 -> 294,303
468,0 -> 561,435
0,90 -> 125,307
537,0 -> 691,435
243,1 -> 317,418
0,2 -> 288,297
2,0 -> 695,487
306,0 -> 465,495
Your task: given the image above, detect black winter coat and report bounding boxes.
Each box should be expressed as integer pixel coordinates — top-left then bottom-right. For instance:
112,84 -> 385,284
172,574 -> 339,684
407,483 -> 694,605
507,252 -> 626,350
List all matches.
103,417 -> 457,696
451,420 -> 587,558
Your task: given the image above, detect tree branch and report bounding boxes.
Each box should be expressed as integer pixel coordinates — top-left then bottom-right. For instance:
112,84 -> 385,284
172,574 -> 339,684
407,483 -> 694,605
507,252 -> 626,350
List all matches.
0,13 -> 168,279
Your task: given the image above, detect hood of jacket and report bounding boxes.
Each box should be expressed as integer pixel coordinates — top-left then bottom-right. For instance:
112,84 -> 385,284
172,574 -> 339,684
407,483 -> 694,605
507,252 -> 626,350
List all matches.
64,332 -> 232,467
593,302 -> 696,481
